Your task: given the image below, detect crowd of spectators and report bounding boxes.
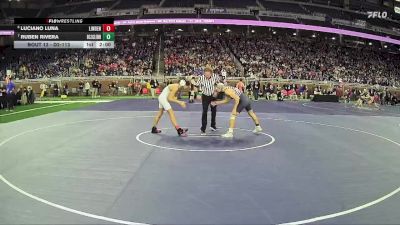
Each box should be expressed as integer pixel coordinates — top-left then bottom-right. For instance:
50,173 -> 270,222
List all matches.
240,80 -> 398,106
0,33 -> 399,92
163,34 -> 239,77
0,36 -> 157,80
227,35 -> 400,87
242,81 -> 311,101
348,87 -> 399,107
37,80 -> 103,98
0,77 -> 35,112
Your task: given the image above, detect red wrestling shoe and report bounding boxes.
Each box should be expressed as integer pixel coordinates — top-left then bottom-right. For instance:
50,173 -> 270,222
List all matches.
177,128 -> 188,137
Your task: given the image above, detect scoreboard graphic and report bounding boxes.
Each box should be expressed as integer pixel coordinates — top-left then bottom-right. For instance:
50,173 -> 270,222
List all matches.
14,18 -> 115,49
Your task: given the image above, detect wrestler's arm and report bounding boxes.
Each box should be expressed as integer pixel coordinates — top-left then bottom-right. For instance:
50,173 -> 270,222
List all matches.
168,85 -> 186,108
213,89 -> 240,115
214,97 -> 230,105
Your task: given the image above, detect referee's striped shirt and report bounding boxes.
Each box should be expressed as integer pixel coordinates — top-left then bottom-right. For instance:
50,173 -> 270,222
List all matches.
195,74 -> 220,96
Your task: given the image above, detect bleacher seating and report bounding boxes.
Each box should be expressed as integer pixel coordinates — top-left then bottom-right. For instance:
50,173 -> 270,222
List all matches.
69,1 -> 114,14
53,0 -> 71,5
161,0 -> 210,7
367,18 -> 400,29
304,5 -> 348,19
113,15 -> 139,20
260,16 -> 298,23
214,0 -> 257,8
349,0 -> 382,11
142,14 -> 197,18
163,0 -> 195,7
3,8 -> 39,18
194,0 -> 210,4
345,11 -> 368,20
298,19 -> 335,27
337,25 -> 387,36
261,1 -> 307,14
0,36 -> 157,79
48,5 -> 78,15
38,8 -> 51,17
201,14 -> 256,20
312,0 -> 344,8
114,0 -> 160,9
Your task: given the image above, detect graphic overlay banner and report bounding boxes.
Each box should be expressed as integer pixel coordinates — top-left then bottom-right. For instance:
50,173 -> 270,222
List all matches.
13,18 -> 115,49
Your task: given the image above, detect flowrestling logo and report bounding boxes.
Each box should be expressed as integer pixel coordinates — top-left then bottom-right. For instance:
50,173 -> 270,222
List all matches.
367,11 -> 388,19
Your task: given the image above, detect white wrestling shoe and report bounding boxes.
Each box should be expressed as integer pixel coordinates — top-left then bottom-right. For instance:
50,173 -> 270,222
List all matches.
221,131 -> 233,138
253,125 -> 263,134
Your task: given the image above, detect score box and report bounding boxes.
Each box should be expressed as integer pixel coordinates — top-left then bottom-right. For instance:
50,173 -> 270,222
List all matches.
102,32 -> 115,41
102,24 -> 115,32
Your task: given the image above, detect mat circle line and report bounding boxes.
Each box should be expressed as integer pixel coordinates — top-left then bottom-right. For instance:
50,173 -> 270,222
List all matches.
136,127 -> 275,152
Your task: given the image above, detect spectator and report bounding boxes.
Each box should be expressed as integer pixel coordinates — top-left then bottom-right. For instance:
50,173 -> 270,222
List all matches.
21,87 -> 28,105
391,94 -> 398,105
40,83 -> 47,98
236,78 -> 245,92
27,86 -> 35,104
92,80 -> 98,98
252,80 -> 260,101
6,77 -> 15,111
63,83 -> 69,96
277,86 -> 283,101
84,81 -> 91,96
145,80 -> 151,96
16,88 -> 22,105
53,83 -> 59,97
221,68 -> 227,84
299,84 -> 308,99
78,81 -> 84,96
314,87 -> 322,95
97,81 -> 102,97
189,76 -> 198,103
150,79 -> 159,99
109,81 -> 117,96
0,87 -> 6,110
127,80 -> 133,95
134,80 -> 142,96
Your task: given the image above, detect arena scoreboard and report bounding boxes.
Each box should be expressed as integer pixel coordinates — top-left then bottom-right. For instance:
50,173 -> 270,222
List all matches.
13,18 -> 115,49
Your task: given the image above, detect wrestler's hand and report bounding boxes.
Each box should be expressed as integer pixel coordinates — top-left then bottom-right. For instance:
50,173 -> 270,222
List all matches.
179,101 -> 187,108
211,101 -> 218,107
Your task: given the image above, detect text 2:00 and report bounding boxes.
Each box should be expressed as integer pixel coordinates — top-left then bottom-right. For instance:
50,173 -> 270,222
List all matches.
99,42 -> 112,47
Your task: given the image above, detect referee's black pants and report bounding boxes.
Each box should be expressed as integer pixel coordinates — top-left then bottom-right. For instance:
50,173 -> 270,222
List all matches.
6,93 -> 15,110
201,94 -> 216,132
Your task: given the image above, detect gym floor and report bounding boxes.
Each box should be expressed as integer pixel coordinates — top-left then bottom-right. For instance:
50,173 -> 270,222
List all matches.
0,99 -> 399,225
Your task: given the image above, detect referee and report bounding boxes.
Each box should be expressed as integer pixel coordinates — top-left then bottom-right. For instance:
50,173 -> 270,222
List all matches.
196,66 -> 220,135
